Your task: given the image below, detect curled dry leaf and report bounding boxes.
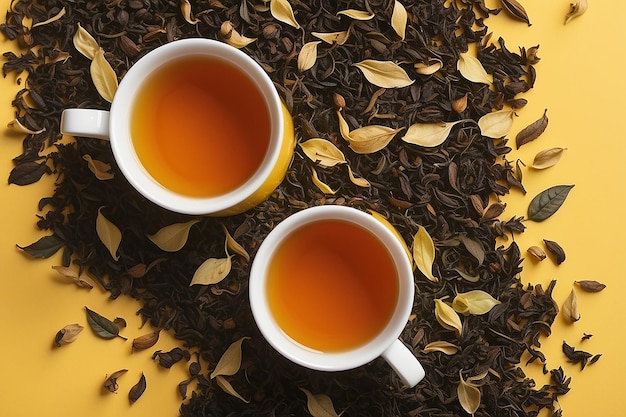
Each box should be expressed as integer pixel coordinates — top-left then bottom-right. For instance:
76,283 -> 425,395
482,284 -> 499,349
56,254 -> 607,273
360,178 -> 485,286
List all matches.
458,370 -> 481,416
210,337 -> 250,378
270,0 -> 300,29
413,226 -> 438,282
298,41 -> 321,72
457,52 -> 491,85
96,207 -> 121,261
32,7 -> 66,28
215,375 -> 249,403
452,290 -> 501,316
414,59 -> 443,75
565,0 -> 587,24
562,289 -> 580,322
575,280 -> 606,293
52,265 -> 93,289
91,48 -> 118,103
478,110 -> 515,138
300,388 -> 341,417
73,23 -> 99,59
128,373 -> 147,404
311,167 -> 336,194
7,118 -> 46,134
435,299 -> 462,337
300,138 -> 346,167
402,121 -> 463,148
132,331 -> 160,351
532,147 -> 565,170
147,219 -> 200,252
180,0 -> 200,24
189,256 -> 232,286
391,1 -> 407,40
459,235 -> 485,266
85,306 -> 127,340
528,185 -> 574,222
312,31 -> 349,45
500,0 -> 531,26
543,239 -> 566,264
527,245 -> 547,261
347,166 -> 370,188
104,369 -> 128,393
452,93 -> 468,113
348,125 -> 404,154
354,59 -> 414,88
337,9 -> 375,20
54,323 -> 84,347
223,225 -> 250,262
423,341 -> 460,355
83,154 -> 114,180
220,21 -> 256,49
516,109 -> 548,149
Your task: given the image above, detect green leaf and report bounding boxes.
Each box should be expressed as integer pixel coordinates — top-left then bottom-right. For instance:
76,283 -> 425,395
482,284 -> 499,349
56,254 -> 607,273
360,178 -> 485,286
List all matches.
527,185 -> 574,222
85,306 -> 127,340
17,234 -> 64,258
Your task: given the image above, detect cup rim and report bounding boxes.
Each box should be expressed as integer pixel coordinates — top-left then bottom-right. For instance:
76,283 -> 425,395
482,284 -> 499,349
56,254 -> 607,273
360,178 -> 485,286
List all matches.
249,205 -> 415,372
109,38 -> 284,215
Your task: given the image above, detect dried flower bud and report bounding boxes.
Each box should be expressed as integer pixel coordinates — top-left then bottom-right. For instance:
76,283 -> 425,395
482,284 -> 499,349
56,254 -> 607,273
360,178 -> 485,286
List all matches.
119,35 -> 141,58
132,330 -> 160,351
262,23 -> 280,40
527,245 -> 547,261
526,45 -> 541,64
562,289 -> 580,322
333,92 -> 346,110
574,280 -> 606,292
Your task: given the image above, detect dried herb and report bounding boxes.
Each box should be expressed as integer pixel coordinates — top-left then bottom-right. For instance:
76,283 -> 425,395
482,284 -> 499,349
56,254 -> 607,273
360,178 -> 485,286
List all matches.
129,373 -> 147,404
85,306 -> 127,340
500,0 -> 532,26
562,341 -> 600,370
153,347 -> 190,369
543,239 -> 566,264
516,109 -> 548,149
562,289 -> 580,322
575,280 -> 607,292
528,185 -> 575,221
565,0 -> 588,25
147,220 -> 200,252
54,323 -> 84,347
103,369 -> 128,393
527,245 -> 547,261
531,147 -> 566,170
132,331 -> 160,351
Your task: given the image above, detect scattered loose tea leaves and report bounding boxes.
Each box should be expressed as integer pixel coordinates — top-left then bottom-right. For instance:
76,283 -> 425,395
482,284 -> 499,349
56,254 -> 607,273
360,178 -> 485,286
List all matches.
72,23 -> 99,59
104,369 -> 128,393
85,306 -> 127,340
7,118 -> 45,134
54,323 -> 84,347
516,109 -> 548,149
562,289 -> 580,322
575,280 -> 606,292
500,0 -> 531,26
152,347 -> 190,368
128,373 -> 147,404
90,48 -> 118,103
300,388 -> 341,417
565,0 -> 588,24
528,185 -> 575,222
543,239 -> 566,264
180,0 -> 200,25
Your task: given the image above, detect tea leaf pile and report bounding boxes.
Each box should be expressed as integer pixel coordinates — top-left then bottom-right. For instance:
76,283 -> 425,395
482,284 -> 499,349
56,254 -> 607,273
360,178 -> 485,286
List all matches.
2,0 -> 572,416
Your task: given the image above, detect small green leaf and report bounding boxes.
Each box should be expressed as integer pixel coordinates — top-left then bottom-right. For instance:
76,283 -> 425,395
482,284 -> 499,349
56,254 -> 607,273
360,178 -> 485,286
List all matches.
528,185 -> 574,222
17,234 -> 64,258
85,306 -> 127,340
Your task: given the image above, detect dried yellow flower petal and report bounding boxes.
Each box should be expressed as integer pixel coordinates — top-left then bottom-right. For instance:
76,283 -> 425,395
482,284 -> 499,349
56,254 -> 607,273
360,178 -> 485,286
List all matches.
104,369 -> 128,393
423,341 -> 460,355
7,118 -> 46,135
300,388 -> 341,417
211,337 -> 250,378
458,370 -> 481,416
147,220 -> 200,252
565,0 -> 588,24
73,23 -> 99,60
402,121 -> 463,148
531,147 -> 566,170
300,138 -> 346,167
223,225 -> 250,262
220,21 -> 256,49
83,154 -> 114,180
215,375 -> 249,403
96,207 -> 121,261
270,0 -> 300,29
391,1 -> 407,40
435,299 -> 462,336
414,59 -> 443,75
562,289 -> 580,322
312,31 -> 349,45
90,48 -> 118,103
477,109 -> 515,138
32,7 -> 66,28
452,290 -> 501,316
298,41 -> 321,72
413,226 -> 438,282
368,210 -> 412,266
347,124 -> 403,154
180,0 -> 200,24
354,59 -> 414,88
311,167 -> 336,194
337,9 -> 375,20
52,265 -> 94,289
189,256 -> 233,286
457,52 -> 491,85
347,165 -> 370,188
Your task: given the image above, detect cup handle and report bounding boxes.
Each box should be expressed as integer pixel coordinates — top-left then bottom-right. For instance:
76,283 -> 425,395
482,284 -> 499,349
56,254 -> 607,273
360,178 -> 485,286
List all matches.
60,109 -> 110,141
381,339 -> 425,387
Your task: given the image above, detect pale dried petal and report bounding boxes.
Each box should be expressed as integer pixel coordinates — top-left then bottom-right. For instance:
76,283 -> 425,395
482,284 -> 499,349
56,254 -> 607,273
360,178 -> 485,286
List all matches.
368,210 -> 412,266
298,41 -> 321,72
300,388 -> 341,417
32,7 -> 66,28
527,245 -> 547,261
477,109 -> 515,138
52,265 -> 94,289
180,0 -> 200,24
311,167 -> 336,194
270,0 -> 300,29
414,60 -> 442,75
458,370 -> 481,416
83,154 -> 114,180
96,207 -> 121,261
562,289 -> 580,322
189,256 -> 233,286
452,290 -> 501,316
337,9 -> 375,20
391,1 -> 407,39
73,23 -> 99,60
54,323 -> 84,347
215,376 -> 249,403
220,21 -> 256,49
210,337 -> 250,378
347,165 -> 370,188
7,118 -> 46,135
300,138 -> 346,167
531,147 -> 566,170
423,341 -> 460,355
336,110 -> 352,141
435,299 -> 462,336
354,59 -> 414,88
413,226 -> 438,282
91,48 -> 118,103
312,31 -> 349,45
402,121 -> 462,148
457,52 -> 491,85
147,220 -> 200,252
222,225 -> 250,262
565,0 -> 588,24
347,125 -> 403,154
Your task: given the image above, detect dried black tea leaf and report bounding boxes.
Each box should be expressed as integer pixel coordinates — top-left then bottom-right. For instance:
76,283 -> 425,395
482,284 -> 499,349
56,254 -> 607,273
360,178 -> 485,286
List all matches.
8,160 -> 50,185
516,109 -> 548,149
152,347 -> 190,368
17,235 -> 64,259
543,239 -> 566,264
528,185 -> 575,221
85,307 -> 127,340
575,280 -> 606,292
104,369 -> 127,393
562,341 -> 595,370
129,373 -> 146,404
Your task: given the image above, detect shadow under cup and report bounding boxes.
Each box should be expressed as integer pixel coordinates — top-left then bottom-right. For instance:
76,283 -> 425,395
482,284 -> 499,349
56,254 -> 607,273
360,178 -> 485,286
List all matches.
109,39 -> 294,216
249,206 -> 418,376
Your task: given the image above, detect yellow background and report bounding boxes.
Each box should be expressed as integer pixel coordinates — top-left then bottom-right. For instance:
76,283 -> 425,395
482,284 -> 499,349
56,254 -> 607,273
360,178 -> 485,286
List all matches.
1,1 -> 624,416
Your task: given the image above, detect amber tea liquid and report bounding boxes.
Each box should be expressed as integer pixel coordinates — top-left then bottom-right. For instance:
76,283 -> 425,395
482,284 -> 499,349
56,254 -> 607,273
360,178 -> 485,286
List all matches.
130,56 -> 271,197
266,220 -> 399,352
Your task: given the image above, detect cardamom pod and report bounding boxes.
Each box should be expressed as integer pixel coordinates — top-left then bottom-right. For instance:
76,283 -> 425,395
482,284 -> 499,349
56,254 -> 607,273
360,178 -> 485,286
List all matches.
500,0 -> 531,26
574,280 -> 606,293
543,239 -> 566,264
132,330 -> 161,351
527,245 -> 547,261
562,289 -> 580,322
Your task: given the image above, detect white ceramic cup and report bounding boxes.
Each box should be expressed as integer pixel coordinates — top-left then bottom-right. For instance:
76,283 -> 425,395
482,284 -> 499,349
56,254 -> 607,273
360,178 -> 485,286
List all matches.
60,38 -> 294,216
249,205 -> 425,387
